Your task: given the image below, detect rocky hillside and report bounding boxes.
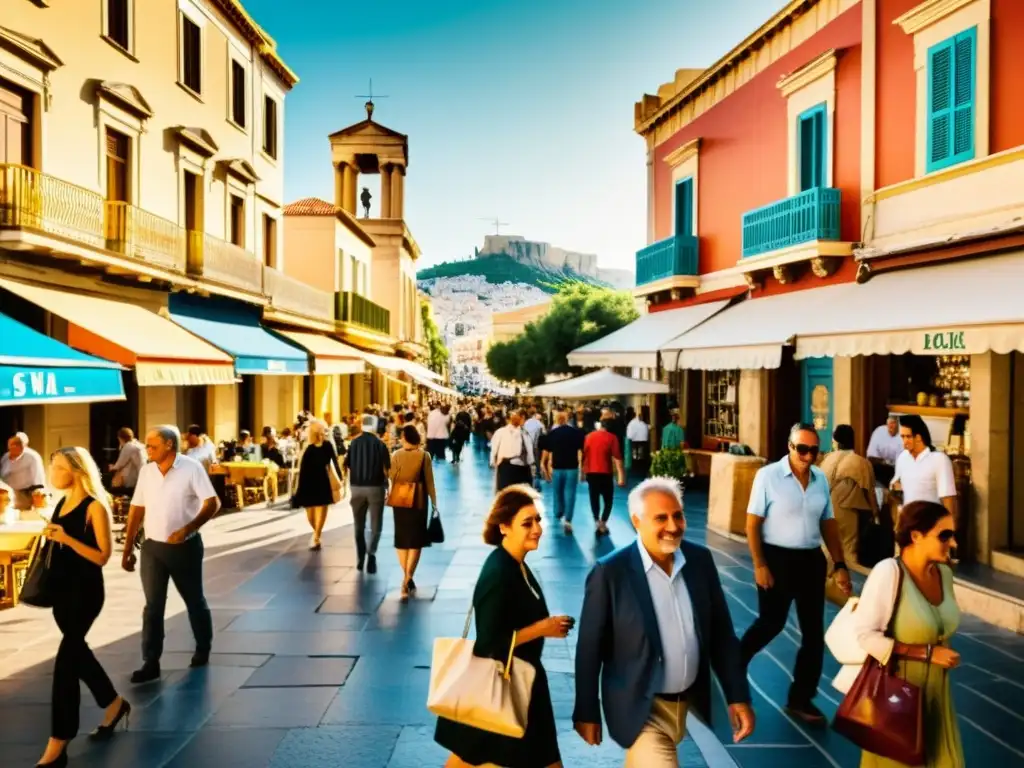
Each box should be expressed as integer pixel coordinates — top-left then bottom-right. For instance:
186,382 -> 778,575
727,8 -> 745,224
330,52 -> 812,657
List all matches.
416,253 -> 601,293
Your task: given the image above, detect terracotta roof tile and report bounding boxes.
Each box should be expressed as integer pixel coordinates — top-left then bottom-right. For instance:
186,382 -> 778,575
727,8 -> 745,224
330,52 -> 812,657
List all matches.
283,197 -> 338,216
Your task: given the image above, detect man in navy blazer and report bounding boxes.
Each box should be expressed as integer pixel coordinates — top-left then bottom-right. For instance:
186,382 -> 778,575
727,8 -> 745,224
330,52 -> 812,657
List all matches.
573,477 -> 754,764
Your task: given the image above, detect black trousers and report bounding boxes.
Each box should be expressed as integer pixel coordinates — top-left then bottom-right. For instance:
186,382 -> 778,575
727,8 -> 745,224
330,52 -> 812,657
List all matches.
587,473 -> 614,522
450,438 -> 466,462
427,438 -> 448,462
495,461 -> 532,491
740,544 -> 827,706
52,589 -> 117,739
140,536 -> 213,664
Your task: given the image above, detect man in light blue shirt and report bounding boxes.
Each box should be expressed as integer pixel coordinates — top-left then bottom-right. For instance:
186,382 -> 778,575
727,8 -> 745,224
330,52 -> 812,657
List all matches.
740,423 -> 850,727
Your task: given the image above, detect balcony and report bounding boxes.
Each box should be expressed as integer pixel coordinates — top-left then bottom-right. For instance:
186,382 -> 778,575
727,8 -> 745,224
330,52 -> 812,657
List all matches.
741,187 -> 841,258
335,291 -> 391,336
187,231 -> 264,295
263,267 -> 334,323
635,234 -> 699,286
0,163 -> 190,274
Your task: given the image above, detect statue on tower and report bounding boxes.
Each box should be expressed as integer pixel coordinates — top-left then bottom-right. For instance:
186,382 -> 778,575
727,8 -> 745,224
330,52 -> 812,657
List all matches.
360,187 -> 372,218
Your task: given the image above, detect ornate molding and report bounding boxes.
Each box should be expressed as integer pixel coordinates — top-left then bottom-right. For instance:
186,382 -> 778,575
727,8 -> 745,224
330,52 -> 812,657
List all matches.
810,256 -> 841,278
171,126 -> 219,158
95,81 -> 153,120
894,0 -> 980,35
777,49 -> 838,99
772,264 -> 794,284
664,138 -> 701,169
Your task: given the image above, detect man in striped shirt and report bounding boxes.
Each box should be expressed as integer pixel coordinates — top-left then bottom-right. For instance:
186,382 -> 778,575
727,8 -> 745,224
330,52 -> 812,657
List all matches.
344,414 -> 391,574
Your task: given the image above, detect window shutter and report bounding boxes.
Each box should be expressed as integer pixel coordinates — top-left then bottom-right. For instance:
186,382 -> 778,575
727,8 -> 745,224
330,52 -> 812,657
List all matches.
799,116 -> 815,191
813,110 -> 826,187
675,178 -> 693,236
951,28 -> 976,161
798,108 -> 826,191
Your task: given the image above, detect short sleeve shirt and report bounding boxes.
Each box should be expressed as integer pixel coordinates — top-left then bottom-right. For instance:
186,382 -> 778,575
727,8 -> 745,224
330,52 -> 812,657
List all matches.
747,457 -> 834,549
582,430 -> 621,475
130,454 -> 218,542
892,448 -> 957,504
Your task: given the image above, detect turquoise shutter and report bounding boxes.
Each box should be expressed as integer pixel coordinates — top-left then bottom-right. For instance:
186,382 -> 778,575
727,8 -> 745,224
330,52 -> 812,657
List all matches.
675,177 -> 693,236
798,105 -> 826,191
927,27 -> 975,172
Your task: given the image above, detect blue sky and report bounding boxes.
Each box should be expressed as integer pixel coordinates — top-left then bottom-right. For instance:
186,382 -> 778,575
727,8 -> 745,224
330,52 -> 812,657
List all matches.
243,0 -> 779,271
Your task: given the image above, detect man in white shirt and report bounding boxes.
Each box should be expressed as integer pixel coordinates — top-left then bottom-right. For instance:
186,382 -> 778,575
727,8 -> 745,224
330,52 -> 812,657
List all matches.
891,415 -> 957,518
184,425 -> 217,470
522,410 -> 545,490
490,409 -> 535,491
426,403 -> 450,462
626,412 -> 651,477
0,432 -> 46,510
109,427 -> 147,493
123,425 -> 221,684
866,416 -> 903,484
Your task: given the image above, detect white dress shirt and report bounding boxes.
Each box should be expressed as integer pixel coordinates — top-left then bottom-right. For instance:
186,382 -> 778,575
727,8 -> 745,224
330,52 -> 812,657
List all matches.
626,418 -> 650,442
892,448 -> 957,503
186,441 -> 217,470
637,542 -> 700,694
867,425 -> 903,463
426,409 -> 449,440
489,425 -> 535,467
130,454 -> 219,542
0,448 -> 46,509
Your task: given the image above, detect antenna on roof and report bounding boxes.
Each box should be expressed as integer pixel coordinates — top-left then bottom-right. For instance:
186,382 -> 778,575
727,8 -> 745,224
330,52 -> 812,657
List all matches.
354,78 -> 389,120
479,217 -> 510,235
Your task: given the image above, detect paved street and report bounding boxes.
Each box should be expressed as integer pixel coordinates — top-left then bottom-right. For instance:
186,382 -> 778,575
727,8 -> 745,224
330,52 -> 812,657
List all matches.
2,446 -> 1024,767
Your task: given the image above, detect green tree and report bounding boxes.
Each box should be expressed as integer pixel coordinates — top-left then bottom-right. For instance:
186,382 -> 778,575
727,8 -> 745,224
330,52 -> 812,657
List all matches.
484,282 -> 638,385
420,299 -> 449,374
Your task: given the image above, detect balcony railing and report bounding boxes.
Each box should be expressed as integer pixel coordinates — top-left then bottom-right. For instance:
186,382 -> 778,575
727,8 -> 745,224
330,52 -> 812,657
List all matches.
105,202 -> 187,272
335,291 -> 391,336
635,234 -> 699,286
263,267 -> 334,322
0,163 -> 105,249
187,231 -> 264,294
741,187 -> 841,258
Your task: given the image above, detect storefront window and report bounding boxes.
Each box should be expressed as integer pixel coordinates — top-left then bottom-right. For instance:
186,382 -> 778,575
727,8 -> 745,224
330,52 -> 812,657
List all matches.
704,370 -> 739,442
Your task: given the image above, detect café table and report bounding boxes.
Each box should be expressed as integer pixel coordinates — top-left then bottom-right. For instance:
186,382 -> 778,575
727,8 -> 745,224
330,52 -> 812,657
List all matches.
0,518 -> 46,607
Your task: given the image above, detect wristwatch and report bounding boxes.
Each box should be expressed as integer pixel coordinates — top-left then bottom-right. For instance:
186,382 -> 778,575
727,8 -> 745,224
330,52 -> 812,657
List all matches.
833,561 -> 848,573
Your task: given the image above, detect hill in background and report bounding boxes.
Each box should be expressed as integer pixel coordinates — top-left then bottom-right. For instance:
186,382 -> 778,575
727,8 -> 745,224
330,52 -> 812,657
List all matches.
416,252 -> 605,293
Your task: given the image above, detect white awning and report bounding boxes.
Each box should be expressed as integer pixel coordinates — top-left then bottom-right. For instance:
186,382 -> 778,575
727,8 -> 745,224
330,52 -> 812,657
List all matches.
527,368 -> 669,399
794,252 -> 1024,359
275,331 -> 366,376
360,352 -> 443,383
567,300 -> 729,368
407,370 -> 460,397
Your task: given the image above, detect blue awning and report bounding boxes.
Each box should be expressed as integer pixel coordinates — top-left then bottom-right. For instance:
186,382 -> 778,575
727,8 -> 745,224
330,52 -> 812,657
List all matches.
168,294 -> 309,376
0,311 -> 125,406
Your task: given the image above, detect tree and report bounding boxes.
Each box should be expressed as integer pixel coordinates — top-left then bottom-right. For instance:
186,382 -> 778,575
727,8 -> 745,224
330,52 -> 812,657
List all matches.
484,282 -> 638,385
420,299 -> 449,374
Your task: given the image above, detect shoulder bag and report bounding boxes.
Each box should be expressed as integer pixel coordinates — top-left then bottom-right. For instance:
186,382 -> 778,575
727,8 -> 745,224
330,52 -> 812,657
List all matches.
426,605 -> 536,738
19,533 -> 56,608
387,452 -> 424,508
326,446 -> 343,505
832,559 -> 928,765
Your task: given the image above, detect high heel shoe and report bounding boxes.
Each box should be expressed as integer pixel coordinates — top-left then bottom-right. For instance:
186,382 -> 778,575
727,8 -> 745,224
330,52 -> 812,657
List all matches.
36,745 -> 67,767
88,698 -> 131,741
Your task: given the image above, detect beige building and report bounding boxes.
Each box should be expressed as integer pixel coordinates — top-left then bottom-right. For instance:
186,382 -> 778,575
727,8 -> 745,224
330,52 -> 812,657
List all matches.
490,299 -> 553,344
0,0 -> 333,455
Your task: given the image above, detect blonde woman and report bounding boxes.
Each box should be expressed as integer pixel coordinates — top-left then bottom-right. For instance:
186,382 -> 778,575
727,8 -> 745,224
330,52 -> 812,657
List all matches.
36,447 -> 130,767
292,419 -> 343,550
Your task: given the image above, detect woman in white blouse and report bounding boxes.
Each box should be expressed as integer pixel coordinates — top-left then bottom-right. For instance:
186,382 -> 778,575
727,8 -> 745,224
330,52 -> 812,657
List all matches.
843,500 -> 964,767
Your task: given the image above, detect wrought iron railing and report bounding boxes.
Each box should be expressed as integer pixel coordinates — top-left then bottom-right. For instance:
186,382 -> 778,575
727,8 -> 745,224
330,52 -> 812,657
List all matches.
104,202 -> 187,272
741,187 -> 841,258
0,163 -> 105,248
263,267 -> 334,322
335,291 -> 391,335
635,234 -> 699,286
187,231 -> 263,294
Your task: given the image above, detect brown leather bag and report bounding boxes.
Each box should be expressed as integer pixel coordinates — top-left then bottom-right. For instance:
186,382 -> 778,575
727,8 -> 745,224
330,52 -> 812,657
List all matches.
386,453 -> 424,508
832,560 -> 928,765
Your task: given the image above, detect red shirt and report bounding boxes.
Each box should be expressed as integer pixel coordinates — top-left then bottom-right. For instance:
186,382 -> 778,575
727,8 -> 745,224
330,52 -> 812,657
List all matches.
582,430 -> 621,475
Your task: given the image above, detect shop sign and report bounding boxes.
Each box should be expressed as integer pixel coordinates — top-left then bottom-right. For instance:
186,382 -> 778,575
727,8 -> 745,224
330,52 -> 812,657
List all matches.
922,330 -> 966,352
11,370 -> 63,399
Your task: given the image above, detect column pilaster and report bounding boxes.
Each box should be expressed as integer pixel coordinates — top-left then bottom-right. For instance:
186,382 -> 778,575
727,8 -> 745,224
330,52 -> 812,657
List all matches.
391,165 -> 404,220
380,163 -> 392,219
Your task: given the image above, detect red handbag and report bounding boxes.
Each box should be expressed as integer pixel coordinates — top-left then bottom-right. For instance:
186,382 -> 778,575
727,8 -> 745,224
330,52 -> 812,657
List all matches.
832,561 -> 928,766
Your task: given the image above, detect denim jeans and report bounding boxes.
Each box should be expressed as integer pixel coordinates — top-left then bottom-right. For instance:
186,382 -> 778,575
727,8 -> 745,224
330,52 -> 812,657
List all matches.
551,468 -> 578,522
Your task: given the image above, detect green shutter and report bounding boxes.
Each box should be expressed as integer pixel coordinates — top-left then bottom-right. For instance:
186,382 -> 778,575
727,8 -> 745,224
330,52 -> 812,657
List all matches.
927,27 -> 975,172
675,177 -> 693,236
798,104 -> 826,191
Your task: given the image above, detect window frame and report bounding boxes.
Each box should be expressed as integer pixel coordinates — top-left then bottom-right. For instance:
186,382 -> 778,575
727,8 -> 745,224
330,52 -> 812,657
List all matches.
673,176 -> 695,237
262,94 -> 279,160
796,102 -> 827,191
228,56 -> 248,130
102,0 -> 134,57
177,9 -> 204,98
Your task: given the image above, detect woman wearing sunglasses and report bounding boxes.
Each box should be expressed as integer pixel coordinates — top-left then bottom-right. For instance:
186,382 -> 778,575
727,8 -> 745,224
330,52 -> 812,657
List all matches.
851,500 -> 963,767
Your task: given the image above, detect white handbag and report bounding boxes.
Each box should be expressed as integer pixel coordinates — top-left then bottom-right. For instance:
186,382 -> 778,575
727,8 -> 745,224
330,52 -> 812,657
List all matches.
825,596 -> 867,666
426,607 -> 536,738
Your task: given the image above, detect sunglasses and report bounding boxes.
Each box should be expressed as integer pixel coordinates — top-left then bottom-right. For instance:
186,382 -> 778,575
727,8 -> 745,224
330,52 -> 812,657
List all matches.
937,529 -> 956,543
790,443 -> 820,457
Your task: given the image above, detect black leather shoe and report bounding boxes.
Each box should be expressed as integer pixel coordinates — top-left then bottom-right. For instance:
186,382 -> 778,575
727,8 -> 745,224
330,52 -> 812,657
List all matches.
89,698 -> 131,741
367,555 -> 377,574
785,702 -> 826,726
130,663 -> 160,684
190,650 -> 210,668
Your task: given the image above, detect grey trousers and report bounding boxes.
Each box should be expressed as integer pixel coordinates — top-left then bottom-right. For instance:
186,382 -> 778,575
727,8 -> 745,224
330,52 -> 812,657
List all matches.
140,536 -> 212,664
350,485 -> 385,558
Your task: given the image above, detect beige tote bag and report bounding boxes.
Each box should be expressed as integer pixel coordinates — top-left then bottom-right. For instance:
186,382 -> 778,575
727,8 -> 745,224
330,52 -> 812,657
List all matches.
426,607 -> 536,738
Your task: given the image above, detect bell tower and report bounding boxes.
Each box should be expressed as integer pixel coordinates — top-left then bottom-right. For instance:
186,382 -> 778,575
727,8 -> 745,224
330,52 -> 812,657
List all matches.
328,99 -> 409,220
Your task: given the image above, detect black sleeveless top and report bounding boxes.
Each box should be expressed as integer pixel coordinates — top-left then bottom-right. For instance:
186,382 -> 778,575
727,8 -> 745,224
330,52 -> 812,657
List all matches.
51,496 -> 104,589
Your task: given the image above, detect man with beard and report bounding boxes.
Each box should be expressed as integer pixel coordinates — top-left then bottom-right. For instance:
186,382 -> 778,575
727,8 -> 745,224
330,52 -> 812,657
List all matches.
573,477 -> 754,765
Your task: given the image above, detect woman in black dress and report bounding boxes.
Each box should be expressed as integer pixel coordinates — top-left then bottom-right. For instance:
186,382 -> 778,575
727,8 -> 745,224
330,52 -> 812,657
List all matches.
388,425 -> 437,599
291,420 -> 343,551
435,485 -> 573,768
36,447 -> 130,767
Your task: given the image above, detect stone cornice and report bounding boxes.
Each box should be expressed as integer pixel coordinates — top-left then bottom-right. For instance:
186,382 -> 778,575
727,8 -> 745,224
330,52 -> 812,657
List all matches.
777,50 -> 837,99
894,0 -> 980,35
664,138 -> 701,169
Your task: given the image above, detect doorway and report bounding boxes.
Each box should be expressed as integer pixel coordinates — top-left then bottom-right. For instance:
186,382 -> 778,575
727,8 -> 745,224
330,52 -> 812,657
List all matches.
0,81 -> 30,166
238,375 -> 256,435
801,357 -> 834,448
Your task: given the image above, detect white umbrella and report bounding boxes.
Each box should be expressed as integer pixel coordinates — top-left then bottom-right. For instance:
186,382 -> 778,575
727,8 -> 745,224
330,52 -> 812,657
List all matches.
526,368 -> 668,399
